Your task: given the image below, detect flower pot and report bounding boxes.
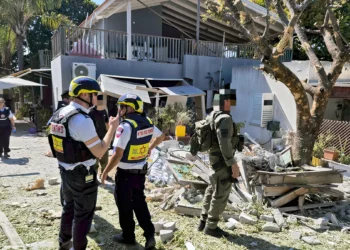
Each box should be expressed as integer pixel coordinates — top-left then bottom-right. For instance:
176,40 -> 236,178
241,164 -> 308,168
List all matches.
311,156 -> 322,167
323,149 -> 339,161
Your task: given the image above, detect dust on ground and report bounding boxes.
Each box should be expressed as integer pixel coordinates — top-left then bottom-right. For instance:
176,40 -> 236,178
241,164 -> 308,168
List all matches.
1,121 -> 350,250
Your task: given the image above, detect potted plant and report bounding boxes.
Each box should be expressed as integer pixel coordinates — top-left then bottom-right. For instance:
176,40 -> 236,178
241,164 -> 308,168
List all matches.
312,133 -> 333,166
323,147 -> 339,161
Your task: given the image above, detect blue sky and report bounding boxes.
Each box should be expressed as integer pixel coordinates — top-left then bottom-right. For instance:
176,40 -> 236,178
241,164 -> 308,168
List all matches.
92,0 -> 104,4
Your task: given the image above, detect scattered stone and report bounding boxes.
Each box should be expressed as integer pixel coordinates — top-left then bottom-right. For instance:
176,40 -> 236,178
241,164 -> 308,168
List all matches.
185,241 -> 195,250
153,219 -> 165,233
302,227 -> 317,236
2,183 -> 10,188
315,218 -> 329,226
48,211 -> 61,219
28,218 -> 36,225
89,223 -> 98,233
249,209 -> 258,216
302,236 -> 321,245
195,195 -> 203,202
226,218 -> 243,230
163,222 -> 176,231
287,215 -> 297,224
250,242 -> 258,247
48,177 -> 59,185
341,227 -> 350,234
239,212 -> 258,225
11,202 -> 21,207
21,203 -> 30,208
325,213 -> 340,226
160,230 -> 174,242
290,231 -> 302,240
272,209 -> 286,228
26,240 -> 55,249
36,191 -> 47,196
328,241 -> 336,246
260,215 -> 274,222
262,222 -> 280,232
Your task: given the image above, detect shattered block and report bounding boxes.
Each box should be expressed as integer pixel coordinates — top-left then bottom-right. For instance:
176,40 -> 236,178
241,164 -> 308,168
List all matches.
160,230 -> 174,242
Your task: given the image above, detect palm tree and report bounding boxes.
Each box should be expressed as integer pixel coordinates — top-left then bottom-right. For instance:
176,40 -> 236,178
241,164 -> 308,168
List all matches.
0,0 -> 63,105
0,23 -> 16,76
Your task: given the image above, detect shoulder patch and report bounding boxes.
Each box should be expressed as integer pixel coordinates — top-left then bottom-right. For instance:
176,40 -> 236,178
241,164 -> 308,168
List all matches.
116,126 -> 124,139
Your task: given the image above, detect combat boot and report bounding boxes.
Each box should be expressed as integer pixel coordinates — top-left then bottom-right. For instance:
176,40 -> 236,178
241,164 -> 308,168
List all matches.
204,226 -> 230,238
197,220 -> 206,232
112,232 -> 136,245
145,236 -> 156,249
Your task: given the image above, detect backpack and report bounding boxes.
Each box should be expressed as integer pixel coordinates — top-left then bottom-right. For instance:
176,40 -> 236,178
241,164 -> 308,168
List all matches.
190,112 -> 243,156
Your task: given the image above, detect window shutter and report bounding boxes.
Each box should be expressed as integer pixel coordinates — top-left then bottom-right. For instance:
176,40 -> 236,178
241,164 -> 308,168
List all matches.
261,93 -> 274,127
250,93 -> 262,126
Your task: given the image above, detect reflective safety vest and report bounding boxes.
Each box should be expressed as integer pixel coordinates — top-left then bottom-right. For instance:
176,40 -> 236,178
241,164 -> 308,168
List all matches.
0,107 -> 11,128
48,108 -> 95,164
120,113 -> 154,164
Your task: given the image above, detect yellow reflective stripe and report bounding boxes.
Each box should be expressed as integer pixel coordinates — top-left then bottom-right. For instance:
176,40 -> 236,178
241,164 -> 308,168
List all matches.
124,119 -> 138,128
146,117 -> 153,125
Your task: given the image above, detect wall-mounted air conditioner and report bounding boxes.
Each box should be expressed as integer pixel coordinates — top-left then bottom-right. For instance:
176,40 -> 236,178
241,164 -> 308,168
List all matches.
72,63 -> 96,79
250,93 -> 274,127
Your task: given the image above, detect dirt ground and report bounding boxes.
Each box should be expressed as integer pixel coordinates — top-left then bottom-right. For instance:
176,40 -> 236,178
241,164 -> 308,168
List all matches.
1,121 -> 350,250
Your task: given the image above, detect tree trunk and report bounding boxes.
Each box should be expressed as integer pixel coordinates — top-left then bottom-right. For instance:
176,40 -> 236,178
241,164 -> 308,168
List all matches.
16,35 -> 25,106
292,127 -> 318,165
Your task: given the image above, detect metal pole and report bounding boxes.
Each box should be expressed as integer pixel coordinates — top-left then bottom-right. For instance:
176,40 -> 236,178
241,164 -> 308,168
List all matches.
127,0 -> 132,60
219,32 -> 225,88
196,0 -> 200,44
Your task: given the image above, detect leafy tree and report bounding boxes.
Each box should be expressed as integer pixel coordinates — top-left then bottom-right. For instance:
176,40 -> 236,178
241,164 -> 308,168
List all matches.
0,23 -> 16,76
206,0 -> 350,165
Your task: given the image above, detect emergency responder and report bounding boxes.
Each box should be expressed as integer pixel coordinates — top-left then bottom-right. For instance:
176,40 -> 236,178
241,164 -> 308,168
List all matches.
48,76 -> 119,250
0,97 -> 15,159
198,90 -> 240,238
55,90 -> 71,111
101,94 -> 165,250
89,94 -> 111,181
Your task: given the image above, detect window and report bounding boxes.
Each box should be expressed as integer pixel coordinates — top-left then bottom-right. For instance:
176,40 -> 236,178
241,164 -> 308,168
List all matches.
250,93 -> 274,127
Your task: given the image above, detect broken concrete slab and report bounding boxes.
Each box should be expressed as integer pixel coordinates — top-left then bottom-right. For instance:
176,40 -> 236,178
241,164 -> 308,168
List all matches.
262,222 -> 280,232
272,209 -> 286,228
185,241 -> 195,250
260,215 -> 274,222
315,218 -> 329,226
225,218 -> 243,230
341,227 -> 350,234
153,219 -> 166,233
239,212 -> 258,225
302,236 -> 321,245
325,213 -> 340,226
290,231 -> 302,240
287,215 -> 297,224
160,230 -> 174,242
163,222 -> 176,231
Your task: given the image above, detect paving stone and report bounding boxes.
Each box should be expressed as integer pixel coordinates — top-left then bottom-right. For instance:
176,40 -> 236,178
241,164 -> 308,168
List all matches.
48,177 -> 59,185
260,215 -> 274,222
287,215 -> 297,224
225,218 -> 243,230
239,212 -> 258,225
163,222 -> 176,231
262,222 -> 280,232
290,231 -> 302,240
160,230 -> 174,242
315,218 -> 329,226
302,236 -> 321,245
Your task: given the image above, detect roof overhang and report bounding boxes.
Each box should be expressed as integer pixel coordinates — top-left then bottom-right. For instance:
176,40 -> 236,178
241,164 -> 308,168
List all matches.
81,0 -> 284,43
0,76 -> 46,90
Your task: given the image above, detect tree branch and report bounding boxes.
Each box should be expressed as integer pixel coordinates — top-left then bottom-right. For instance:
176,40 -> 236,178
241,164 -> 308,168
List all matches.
321,26 -> 339,59
327,6 -> 347,49
301,80 -> 317,96
303,28 -> 321,35
262,0 -> 271,38
274,0 -> 288,27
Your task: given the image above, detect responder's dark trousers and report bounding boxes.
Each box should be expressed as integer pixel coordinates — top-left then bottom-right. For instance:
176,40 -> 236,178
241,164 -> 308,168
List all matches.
59,165 -> 98,250
114,169 -> 155,242
0,126 -> 11,155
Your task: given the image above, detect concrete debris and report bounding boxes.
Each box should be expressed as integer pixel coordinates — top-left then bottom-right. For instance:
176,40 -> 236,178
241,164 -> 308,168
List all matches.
48,177 -> 59,185
225,218 -> 243,230
249,209 -> 258,216
301,227 -> 317,236
26,240 -> 55,250
239,212 -> 258,225
11,202 -> 21,207
302,236 -> 321,245
195,194 -> 204,202
341,227 -> 350,234
185,241 -> 195,250
325,212 -> 340,226
290,231 -> 302,240
250,242 -> 258,247
89,223 -> 98,233
160,230 -> 174,242
2,183 -> 10,188
328,241 -> 336,246
287,215 -> 297,224
315,218 -> 329,226
260,215 -> 274,222
272,209 -> 286,228
153,219 -> 166,233
262,222 -> 280,232
21,203 -> 30,208
163,222 -> 176,231
36,191 -> 47,196
27,218 -> 36,225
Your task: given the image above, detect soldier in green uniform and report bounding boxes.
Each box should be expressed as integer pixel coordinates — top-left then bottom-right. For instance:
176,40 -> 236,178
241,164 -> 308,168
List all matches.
198,89 -> 240,238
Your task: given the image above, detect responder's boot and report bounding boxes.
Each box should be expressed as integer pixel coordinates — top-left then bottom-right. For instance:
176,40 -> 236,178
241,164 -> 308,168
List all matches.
112,232 -> 136,245
204,226 -> 230,238
145,236 -> 156,250
4,153 -> 9,158
197,220 -> 206,232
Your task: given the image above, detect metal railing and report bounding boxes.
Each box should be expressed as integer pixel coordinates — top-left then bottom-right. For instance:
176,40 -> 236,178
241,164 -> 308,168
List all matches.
52,26 -> 293,63
39,50 -> 52,68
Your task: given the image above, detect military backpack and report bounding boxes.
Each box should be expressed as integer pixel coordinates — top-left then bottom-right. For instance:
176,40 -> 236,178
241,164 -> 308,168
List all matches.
190,112 -> 243,156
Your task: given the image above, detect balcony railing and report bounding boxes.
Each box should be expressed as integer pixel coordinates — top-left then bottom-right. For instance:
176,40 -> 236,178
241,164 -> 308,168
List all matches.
39,50 -> 52,68
52,26 -> 293,63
